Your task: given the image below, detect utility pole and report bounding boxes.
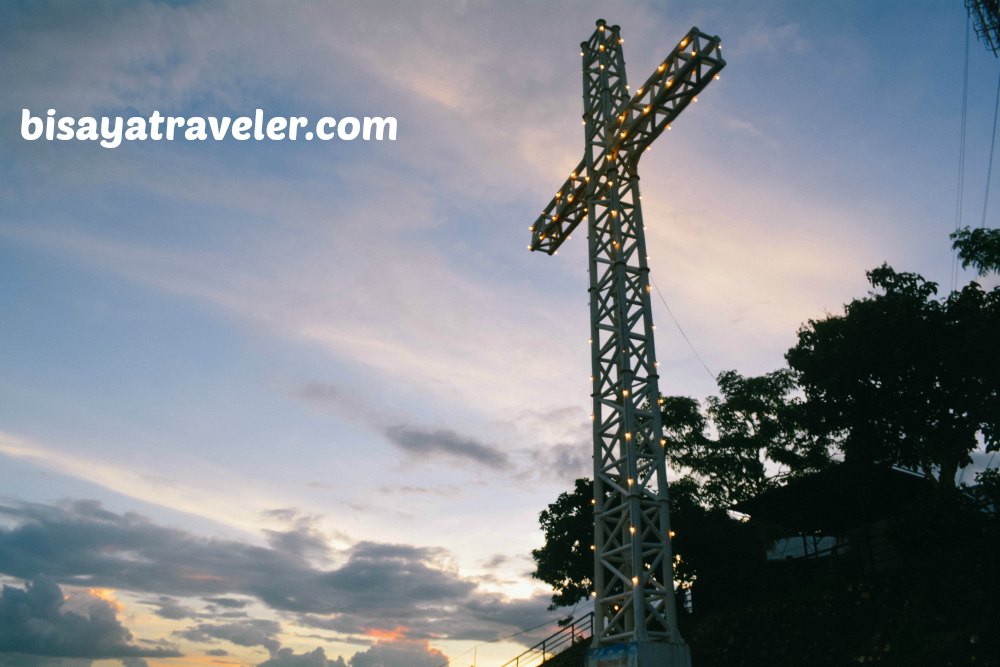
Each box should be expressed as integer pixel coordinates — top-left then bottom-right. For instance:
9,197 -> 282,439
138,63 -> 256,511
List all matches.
528,19 -> 725,667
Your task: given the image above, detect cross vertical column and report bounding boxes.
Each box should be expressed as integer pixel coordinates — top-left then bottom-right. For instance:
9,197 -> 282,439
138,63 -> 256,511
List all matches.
583,20 -> 682,648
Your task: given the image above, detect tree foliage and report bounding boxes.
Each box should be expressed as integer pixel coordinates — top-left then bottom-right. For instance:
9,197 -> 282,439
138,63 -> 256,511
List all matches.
532,230 -> 1000,611
972,467 -> 1000,513
530,478 -> 593,610
530,371 -> 810,608
951,225 -> 1000,276
530,476 -> 762,611
661,370 -> 830,509
786,264 -> 1000,492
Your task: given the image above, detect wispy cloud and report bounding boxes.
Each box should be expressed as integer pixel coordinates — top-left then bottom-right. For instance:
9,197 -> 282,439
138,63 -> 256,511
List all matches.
383,425 -> 510,469
734,21 -> 809,56
291,381 -> 511,469
177,619 -> 281,658
0,216 -> 581,424
145,596 -> 198,621
0,431 -> 294,535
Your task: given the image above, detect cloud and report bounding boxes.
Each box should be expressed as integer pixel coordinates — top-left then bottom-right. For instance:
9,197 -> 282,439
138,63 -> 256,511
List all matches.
252,637 -> 448,667
530,442 -> 589,482
177,619 -> 281,657
734,21 -> 809,56
509,405 -> 590,482
0,430 -> 294,536
0,500 -> 552,642
0,499 -> 301,601
723,116 -> 764,137
0,658 -> 92,667
301,542 -> 476,635
376,485 -> 460,497
383,425 -> 510,469
1,0 -> 591,424
349,639 -> 447,667
292,381 -> 511,469
263,517 -> 335,565
481,554 -> 510,569
145,596 -> 196,621
474,553 -> 535,588
257,647 -> 346,667
292,384 -> 370,422
0,576 -> 179,660
204,596 -> 248,609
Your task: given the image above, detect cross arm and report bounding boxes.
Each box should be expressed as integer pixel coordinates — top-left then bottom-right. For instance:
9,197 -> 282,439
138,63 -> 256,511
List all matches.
612,28 -> 725,168
528,27 -> 725,257
529,158 -> 589,255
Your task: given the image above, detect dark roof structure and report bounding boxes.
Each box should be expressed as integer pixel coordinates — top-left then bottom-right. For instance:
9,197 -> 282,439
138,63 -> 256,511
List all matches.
733,463 -> 936,533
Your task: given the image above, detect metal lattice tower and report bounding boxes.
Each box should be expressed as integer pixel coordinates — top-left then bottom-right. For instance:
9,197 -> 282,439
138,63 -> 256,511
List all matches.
967,0 -> 1000,55
528,19 -> 725,660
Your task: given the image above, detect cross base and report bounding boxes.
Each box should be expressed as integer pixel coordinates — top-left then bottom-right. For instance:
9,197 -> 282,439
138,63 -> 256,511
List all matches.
586,641 -> 692,667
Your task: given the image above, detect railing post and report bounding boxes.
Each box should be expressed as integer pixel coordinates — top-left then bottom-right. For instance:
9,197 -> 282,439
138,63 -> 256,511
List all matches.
497,611 -> 595,667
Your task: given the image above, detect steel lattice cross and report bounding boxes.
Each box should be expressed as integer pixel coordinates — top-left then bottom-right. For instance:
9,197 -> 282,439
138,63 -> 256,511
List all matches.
528,19 -> 725,651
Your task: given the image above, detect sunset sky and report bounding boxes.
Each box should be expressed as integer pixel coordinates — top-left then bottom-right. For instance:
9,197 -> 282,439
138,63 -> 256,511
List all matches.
2,1 -> 999,666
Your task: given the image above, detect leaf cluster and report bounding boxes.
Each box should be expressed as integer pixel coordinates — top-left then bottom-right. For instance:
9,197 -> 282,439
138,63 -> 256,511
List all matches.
530,478 -> 593,610
951,226 -> 1000,276
786,264 -> 1000,490
530,228 -> 1000,609
661,370 -> 830,509
530,476 -> 762,610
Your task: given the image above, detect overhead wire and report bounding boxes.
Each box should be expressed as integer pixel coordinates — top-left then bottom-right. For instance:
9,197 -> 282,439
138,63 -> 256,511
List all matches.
432,615 -> 572,667
953,14 -> 972,291
981,66 -> 1000,229
649,276 -> 717,384
955,9 -> 1000,488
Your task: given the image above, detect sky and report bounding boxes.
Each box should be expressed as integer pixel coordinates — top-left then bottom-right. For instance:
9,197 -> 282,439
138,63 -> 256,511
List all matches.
1,1 -> 999,666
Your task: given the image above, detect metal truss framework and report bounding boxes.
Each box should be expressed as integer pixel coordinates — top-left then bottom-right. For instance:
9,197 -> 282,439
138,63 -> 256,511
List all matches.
529,20 -> 725,646
967,0 -> 1000,55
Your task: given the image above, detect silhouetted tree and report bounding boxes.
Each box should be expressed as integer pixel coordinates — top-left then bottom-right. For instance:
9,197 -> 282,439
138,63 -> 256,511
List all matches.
530,478 -> 592,610
530,475 -> 762,611
787,264 -> 1000,493
531,371 -> 831,609
533,231 -> 999,611
951,225 -> 1000,275
972,467 -> 1000,514
662,370 -> 831,509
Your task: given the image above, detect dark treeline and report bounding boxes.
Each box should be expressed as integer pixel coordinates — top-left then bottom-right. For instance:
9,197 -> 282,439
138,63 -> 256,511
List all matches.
531,227 -> 1000,666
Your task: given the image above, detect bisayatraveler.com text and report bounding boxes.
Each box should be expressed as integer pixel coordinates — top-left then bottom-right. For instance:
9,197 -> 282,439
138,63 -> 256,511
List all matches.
20,109 -> 397,149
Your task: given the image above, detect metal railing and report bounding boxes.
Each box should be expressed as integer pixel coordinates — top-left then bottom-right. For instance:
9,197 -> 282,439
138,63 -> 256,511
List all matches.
499,613 -> 593,667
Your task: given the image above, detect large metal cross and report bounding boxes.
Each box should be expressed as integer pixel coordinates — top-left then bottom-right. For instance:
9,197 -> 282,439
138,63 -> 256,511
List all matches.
528,19 -> 725,661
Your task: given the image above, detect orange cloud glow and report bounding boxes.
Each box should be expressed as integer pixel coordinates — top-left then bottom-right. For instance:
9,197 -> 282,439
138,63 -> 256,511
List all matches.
178,570 -> 225,582
88,587 -> 125,612
365,625 -> 408,641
